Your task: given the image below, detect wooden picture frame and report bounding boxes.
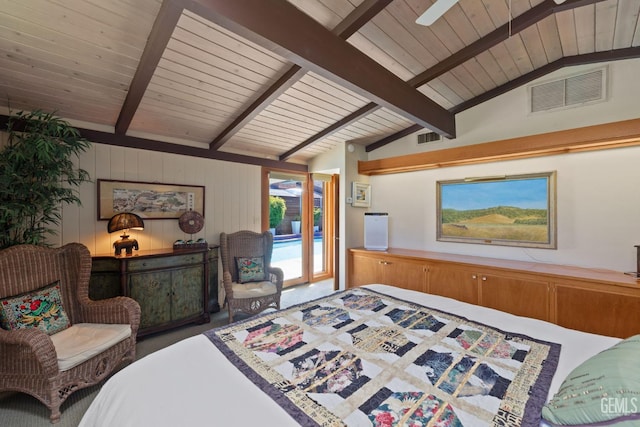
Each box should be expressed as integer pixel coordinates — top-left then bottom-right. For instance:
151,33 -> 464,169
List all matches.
98,179 -> 205,220
436,171 -> 557,249
352,182 -> 371,208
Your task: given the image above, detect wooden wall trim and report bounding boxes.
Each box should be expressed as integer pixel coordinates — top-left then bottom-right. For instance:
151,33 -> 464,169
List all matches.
0,115 -> 308,172
358,118 -> 640,175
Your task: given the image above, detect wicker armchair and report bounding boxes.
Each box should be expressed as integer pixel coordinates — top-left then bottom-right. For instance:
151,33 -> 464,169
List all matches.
0,243 -> 141,423
220,230 -> 284,322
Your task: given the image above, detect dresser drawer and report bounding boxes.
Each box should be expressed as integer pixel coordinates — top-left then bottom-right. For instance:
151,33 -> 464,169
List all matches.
92,258 -> 120,272
127,253 -> 203,271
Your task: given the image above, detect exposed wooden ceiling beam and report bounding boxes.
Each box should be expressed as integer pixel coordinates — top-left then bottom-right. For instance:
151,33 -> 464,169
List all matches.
331,0 -> 393,39
0,115 -> 307,172
451,47 -> 640,114
82,130 -> 308,171
184,0 -> 455,138
408,0 -> 605,87
208,65 -> 307,151
296,0 -> 603,158
365,47 -> 640,153
115,0 -> 183,135
279,103 -> 378,160
211,0 -> 392,153
553,0 -> 607,13
365,124 -> 423,153
277,0 -> 394,160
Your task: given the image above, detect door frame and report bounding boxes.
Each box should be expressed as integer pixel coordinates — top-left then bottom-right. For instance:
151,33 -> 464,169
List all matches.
262,168 -> 309,288
309,175 -> 335,284
262,168 -> 336,288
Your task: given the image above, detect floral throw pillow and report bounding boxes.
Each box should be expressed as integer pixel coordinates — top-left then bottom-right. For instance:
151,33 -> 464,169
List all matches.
236,256 -> 266,283
0,281 -> 71,335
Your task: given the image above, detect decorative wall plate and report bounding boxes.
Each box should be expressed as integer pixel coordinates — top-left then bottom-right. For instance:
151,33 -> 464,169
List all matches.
178,210 -> 204,234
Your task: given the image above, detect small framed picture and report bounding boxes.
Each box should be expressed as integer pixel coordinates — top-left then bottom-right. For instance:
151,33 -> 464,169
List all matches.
352,182 -> 371,208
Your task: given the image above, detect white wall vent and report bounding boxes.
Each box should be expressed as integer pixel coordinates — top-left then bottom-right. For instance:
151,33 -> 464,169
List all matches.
417,132 -> 441,144
529,67 -> 606,113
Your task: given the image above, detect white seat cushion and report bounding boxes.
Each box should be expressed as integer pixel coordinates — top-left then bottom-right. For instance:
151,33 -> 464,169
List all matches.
231,281 -> 277,299
50,323 -> 132,371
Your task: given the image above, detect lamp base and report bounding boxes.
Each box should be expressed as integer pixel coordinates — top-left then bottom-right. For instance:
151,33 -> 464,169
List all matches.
114,237 -> 139,255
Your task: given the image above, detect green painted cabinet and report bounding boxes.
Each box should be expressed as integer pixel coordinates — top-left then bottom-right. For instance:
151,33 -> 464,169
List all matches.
89,247 -> 211,337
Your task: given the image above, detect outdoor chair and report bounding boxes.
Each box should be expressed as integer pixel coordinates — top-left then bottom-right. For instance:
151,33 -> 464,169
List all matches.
219,230 -> 284,322
0,243 -> 141,423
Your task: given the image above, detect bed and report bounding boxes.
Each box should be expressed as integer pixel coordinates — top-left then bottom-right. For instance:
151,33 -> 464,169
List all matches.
79,284 -> 632,427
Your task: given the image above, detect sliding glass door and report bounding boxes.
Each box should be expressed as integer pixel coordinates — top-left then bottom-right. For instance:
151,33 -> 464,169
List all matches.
263,169 -> 335,288
264,170 -> 308,287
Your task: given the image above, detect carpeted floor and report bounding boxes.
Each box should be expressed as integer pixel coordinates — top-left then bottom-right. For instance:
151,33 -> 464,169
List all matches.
0,280 -> 335,427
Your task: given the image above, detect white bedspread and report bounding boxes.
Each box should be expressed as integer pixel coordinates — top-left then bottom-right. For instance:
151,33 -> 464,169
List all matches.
79,284 -> 620,427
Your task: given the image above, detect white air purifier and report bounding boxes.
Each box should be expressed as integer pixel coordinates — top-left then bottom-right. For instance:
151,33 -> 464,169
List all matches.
364,212 -> 388,251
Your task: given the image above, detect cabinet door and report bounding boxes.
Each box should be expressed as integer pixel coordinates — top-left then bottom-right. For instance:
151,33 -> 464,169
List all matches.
480,274 -> 549,321
349,253 -> 383,287
555,284 -> 640,338
427,264 -> 479,305
171,265 -> 205,321
129,271 -> 172,329
380,258 -> 427,293
89,258 -> 121,300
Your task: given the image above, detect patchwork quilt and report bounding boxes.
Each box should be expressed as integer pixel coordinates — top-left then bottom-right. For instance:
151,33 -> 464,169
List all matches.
205,288 -> 560,427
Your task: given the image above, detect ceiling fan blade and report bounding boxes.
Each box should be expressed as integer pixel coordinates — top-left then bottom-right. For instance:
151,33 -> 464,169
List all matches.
415,0 -> 459,26
416,0 -> 565,27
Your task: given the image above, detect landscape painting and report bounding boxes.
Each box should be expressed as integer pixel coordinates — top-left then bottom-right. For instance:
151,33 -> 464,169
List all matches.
436,172 -> 556,249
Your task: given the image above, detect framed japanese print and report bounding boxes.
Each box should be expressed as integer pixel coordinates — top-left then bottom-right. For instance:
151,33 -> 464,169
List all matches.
98,179 -> 205,220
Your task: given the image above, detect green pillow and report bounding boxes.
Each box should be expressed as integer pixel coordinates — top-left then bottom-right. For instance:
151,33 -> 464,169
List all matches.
542,335 -> 640,426
236,256 -> 266,283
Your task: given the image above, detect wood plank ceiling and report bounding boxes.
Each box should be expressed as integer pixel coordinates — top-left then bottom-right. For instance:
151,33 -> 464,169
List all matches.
1,0 -> 639,171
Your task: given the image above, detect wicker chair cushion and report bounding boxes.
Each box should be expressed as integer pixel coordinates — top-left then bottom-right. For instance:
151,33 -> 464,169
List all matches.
50,323 -> 132,371
235,256 -> 266,283
231,281 -> 278,299
0,281 -> 70,335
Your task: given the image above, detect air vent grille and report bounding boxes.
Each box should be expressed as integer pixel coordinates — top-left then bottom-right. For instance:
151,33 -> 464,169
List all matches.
417,132 -> 441,144
530,68 -> 605,113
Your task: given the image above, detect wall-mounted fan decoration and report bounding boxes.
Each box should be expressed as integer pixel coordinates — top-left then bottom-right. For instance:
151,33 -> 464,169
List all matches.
178,210 -> 204,234
415,0 -> 567,26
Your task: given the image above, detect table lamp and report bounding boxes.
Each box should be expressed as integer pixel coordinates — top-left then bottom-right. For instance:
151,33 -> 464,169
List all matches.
108,212 -> 144,255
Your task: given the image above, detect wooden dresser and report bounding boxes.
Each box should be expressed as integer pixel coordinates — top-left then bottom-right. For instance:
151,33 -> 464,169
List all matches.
348,247 -> 640,338
89,247 -> 213,337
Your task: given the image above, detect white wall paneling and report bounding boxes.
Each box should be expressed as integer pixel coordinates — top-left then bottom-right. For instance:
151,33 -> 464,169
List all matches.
62,143 -> 262,256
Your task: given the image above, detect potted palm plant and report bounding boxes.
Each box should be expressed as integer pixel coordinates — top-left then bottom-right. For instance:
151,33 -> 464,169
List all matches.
0,110 -> 91,248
